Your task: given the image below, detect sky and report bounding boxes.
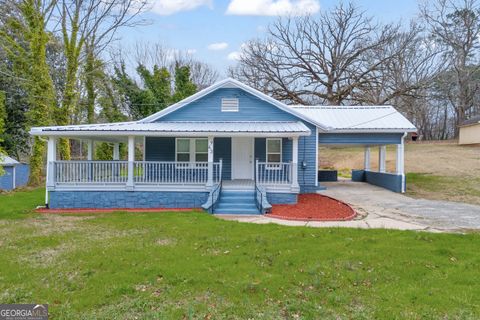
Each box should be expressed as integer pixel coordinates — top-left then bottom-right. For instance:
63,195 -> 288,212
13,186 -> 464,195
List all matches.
117,0 -> 420,77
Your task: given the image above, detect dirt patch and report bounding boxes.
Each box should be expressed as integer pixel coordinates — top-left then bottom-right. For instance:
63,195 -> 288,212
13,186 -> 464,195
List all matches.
266,194 -> 356,221
155,238 -> 177,246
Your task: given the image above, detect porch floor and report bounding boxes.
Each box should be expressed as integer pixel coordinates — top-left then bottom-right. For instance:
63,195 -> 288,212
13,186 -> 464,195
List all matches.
222,179 -> 255,191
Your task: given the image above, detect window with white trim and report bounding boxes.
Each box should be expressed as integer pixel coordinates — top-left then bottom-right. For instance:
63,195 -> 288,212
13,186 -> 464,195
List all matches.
221,98 -> 239,112
266,138 -> 282,164
176,138 -> 208,163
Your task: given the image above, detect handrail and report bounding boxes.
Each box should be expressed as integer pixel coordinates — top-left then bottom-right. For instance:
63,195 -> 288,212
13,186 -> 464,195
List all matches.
207,159 -> 223,213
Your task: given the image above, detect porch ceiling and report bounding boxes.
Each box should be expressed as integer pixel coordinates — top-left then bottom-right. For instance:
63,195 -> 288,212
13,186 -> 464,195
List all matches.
30,121 -> 311,138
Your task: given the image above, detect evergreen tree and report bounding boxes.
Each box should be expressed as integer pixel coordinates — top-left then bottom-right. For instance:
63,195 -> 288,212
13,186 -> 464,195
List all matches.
172,64 -> 197,103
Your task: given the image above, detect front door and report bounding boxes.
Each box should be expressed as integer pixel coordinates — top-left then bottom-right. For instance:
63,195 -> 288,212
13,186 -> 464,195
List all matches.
232,137 -> 254,180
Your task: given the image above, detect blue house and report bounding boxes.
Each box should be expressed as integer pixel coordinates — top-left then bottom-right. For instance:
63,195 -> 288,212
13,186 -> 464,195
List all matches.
30,78 -> 416,213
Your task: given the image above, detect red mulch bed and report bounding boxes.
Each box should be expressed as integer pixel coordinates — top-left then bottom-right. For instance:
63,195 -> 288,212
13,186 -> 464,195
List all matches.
36,208 -> 201,214
266,194 -> 356,221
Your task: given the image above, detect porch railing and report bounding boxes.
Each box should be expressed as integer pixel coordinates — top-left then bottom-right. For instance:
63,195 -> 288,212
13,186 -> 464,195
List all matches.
54,161 -> 128,184
52,160 -> 222,186
133,161 -> 222,184
255,161 -> 293,185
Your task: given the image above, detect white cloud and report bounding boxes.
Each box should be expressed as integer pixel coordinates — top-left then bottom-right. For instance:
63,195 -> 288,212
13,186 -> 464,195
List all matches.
207,42 -> 229,51
186,48 -> 197,55
150,0 -> 212,15
226,0 -> 319,16
227,51 -> 241,61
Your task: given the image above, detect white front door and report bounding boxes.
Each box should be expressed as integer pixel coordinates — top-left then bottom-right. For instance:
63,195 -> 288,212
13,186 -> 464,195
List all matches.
232,137 -> 254,180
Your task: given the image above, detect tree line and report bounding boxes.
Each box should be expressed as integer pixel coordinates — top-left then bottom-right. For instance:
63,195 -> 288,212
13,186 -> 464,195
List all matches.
0,0 -> 218,184
229,0 -> 480,141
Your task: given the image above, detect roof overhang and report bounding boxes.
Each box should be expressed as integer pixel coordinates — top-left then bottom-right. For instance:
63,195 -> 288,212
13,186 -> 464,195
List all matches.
29,121 -> 311,139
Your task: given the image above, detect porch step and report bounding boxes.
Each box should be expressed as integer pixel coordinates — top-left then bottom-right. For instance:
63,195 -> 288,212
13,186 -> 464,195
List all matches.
214,190 -> 260,215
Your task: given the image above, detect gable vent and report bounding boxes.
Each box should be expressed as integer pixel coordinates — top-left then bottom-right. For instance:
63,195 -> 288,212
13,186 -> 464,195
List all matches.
221,98 -> 239,112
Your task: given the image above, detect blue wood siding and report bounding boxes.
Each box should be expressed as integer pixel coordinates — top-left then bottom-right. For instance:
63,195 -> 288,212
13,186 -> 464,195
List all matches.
214,138 -> 231,180
318,133 -> 403,145
254,138 -> 292,162
159,88 -> 301,122
145,137 -> 175,161
254,138 -> 266,161
0,166 -> 14,190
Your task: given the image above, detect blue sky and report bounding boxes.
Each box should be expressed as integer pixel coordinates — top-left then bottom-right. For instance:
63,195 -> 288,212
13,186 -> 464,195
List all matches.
117,0 -> 419,77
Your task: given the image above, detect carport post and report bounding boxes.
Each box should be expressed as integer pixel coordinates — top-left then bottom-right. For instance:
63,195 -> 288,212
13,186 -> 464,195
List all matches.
396,143 -> 404,175
397,133 -> 407,193
364,147 -> 371,171
378,146 -> 386,173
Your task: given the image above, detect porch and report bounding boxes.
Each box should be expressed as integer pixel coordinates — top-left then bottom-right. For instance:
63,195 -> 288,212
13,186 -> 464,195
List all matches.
44,134 -> 302,194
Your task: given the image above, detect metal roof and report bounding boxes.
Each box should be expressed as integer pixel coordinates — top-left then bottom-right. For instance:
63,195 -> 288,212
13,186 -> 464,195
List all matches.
290,105 -> 417,133
30,121 -> 311,137
0,155 -> 20,166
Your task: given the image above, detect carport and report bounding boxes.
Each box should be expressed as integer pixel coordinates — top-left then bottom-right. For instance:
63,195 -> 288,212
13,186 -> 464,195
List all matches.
292,106 -> 416,193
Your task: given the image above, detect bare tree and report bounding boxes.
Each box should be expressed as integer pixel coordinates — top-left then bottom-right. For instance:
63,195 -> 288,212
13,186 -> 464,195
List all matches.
132,41 -> 219,89
421,0 -> 480,135
229,2 -> 404,105
56,0 -> 148,159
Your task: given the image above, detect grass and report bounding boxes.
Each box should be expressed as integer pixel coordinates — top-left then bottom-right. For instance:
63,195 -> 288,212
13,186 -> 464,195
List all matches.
0,189 -> 479,319
406,173 -> 480,204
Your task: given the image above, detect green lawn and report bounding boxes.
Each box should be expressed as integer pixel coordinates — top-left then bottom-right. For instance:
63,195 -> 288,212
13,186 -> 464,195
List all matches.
0,189 -> 479,319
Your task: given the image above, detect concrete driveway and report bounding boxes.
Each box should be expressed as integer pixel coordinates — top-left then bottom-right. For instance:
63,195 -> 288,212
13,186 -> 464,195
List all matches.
320,181 -> 480,232
217,181 -> 480,233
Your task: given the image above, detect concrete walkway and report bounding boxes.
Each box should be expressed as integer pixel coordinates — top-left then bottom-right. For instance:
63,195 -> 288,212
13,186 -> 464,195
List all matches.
216,181 -> 480,233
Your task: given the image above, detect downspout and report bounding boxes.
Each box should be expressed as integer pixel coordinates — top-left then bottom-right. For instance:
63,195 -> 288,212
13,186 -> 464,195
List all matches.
401,132 -> 407,193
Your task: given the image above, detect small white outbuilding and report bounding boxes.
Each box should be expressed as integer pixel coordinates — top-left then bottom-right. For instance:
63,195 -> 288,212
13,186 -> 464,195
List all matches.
459,115 -> 480,145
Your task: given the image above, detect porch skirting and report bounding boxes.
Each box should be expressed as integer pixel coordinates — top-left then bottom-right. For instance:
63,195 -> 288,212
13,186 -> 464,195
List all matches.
49,191 -> 209,209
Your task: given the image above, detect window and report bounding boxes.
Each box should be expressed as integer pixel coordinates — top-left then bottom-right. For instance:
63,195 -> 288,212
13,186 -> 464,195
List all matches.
195,139 -> 208,162
221,98 -> 239,112
176,138 -> 209,163
176,139 -> 190,162
266,138 -> 282,166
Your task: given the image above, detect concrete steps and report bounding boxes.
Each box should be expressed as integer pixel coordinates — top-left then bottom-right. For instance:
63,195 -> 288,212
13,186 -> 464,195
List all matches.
214,190 -> 261,215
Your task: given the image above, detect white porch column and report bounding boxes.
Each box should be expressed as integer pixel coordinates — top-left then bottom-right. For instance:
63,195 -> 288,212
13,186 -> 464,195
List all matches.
113,143 -> 120,160
378,145 -> 386,173
206,136 -> 214,187
396,143 -> 405,175
292,136 -> 300,190
364,146 -> 371,171
45,136 -> 57,206
127,136 -> 135,189
87,139 -> 94,160
397,133 -> 407,193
